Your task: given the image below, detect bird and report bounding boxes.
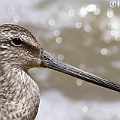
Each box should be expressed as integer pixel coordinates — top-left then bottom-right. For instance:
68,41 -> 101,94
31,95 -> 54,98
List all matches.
0,24 -> 120,120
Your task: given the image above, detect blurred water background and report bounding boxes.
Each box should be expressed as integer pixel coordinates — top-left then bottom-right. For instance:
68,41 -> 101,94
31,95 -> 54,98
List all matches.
0,0 -> 120,120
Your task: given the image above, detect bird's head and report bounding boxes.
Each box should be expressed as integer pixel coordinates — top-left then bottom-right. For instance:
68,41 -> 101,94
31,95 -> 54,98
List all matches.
0,24 -> 119,92
0,24 -> 42,70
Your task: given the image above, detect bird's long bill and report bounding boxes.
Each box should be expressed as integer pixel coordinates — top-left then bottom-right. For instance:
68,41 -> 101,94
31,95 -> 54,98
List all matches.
40,48 -> 120,92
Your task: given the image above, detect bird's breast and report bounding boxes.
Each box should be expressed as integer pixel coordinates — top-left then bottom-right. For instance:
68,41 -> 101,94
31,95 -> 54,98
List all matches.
0,66 -> 40,120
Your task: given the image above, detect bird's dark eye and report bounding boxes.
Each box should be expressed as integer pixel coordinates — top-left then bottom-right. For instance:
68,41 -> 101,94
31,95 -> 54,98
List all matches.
12,38 -> 23,46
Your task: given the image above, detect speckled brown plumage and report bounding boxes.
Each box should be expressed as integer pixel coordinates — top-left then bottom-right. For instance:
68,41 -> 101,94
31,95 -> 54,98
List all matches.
0,24 -> 41,120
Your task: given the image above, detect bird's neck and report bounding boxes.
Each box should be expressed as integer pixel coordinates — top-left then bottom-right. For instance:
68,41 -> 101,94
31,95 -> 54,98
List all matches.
0,63 -> 40,120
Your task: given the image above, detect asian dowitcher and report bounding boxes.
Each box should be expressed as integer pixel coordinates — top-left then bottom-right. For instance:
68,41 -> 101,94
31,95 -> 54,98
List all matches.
0,24 -> 120,120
